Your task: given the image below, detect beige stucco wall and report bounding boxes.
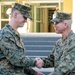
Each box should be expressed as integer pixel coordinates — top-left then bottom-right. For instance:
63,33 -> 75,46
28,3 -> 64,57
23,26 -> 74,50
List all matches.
63,0 -> 72,13
16,0 -> 22,4
72,0 -> 75,32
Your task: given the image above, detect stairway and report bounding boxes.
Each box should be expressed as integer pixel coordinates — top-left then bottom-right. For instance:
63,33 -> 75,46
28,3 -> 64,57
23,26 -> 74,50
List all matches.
21,33 -> 61,75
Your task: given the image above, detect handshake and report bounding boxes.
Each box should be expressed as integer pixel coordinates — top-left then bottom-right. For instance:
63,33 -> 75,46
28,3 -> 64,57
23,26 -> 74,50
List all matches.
35,57 -> 44,68
34,58 -> 53,75
34,57 -> 45,75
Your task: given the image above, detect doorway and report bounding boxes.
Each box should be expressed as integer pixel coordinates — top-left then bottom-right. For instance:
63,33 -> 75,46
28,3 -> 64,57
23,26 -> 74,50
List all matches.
35,7 -> 55,32
48,9 -> 55,32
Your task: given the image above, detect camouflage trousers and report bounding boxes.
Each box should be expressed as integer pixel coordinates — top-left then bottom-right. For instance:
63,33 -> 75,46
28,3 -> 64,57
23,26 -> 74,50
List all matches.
68,72 -> 75,75
0,72 -> 27,75
0,69 -> 27,75
48,72 -> 75,75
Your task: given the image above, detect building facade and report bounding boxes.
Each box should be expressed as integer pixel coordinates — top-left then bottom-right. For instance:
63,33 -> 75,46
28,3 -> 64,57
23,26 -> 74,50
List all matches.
0,0 -> 73,33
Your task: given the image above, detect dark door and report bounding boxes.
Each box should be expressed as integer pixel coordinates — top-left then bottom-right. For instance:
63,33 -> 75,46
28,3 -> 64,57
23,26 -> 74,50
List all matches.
48,10 -> 55,32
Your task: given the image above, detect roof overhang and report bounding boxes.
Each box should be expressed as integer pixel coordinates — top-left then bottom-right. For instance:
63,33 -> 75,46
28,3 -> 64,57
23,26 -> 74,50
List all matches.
23,0 -> 61,4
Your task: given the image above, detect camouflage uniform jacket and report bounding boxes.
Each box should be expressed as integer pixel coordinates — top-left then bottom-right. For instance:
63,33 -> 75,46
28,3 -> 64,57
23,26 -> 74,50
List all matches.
0,24 -> 37,75
42,31 -> 75,75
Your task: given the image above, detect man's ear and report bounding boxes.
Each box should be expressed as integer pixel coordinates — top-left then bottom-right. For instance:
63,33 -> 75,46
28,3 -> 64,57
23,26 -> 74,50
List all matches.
13,11 -> 18,18
64,22 -> 68,28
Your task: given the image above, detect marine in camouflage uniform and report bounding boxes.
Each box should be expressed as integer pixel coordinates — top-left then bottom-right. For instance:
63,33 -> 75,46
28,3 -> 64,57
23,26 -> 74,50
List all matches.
0,24 -> 37,75
42,12 -> 75,75
0,3 -> 43,75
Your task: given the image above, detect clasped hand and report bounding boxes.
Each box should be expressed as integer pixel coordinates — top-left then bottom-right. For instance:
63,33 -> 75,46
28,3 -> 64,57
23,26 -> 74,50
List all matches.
35,57 -> 44,68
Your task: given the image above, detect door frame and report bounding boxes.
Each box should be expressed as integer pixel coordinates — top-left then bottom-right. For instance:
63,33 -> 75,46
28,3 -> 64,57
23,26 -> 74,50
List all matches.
23,0 -> 61,32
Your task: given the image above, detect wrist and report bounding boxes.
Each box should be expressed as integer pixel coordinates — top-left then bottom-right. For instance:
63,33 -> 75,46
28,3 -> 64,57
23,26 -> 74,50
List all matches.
34,59 -> 37,66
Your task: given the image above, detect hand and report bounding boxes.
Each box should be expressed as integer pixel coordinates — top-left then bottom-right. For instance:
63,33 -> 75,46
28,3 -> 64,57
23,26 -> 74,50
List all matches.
35,57 -> 44,68
36,72 -> 45,75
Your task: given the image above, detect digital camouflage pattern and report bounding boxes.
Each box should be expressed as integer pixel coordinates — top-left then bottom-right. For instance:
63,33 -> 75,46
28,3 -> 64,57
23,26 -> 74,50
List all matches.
51,12 -> 71,23
0,24 -> 37,75
13,3 -> 32,20
42,31 -> 75,75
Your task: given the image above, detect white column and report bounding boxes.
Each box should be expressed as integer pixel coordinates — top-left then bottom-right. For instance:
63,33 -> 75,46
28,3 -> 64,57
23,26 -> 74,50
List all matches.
72,0 -> 75,32
34,6 -> 36,32
0,3 -> 1,29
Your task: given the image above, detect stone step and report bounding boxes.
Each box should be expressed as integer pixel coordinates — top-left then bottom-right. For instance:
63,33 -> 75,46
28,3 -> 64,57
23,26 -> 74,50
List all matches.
21,33 -> 61,75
